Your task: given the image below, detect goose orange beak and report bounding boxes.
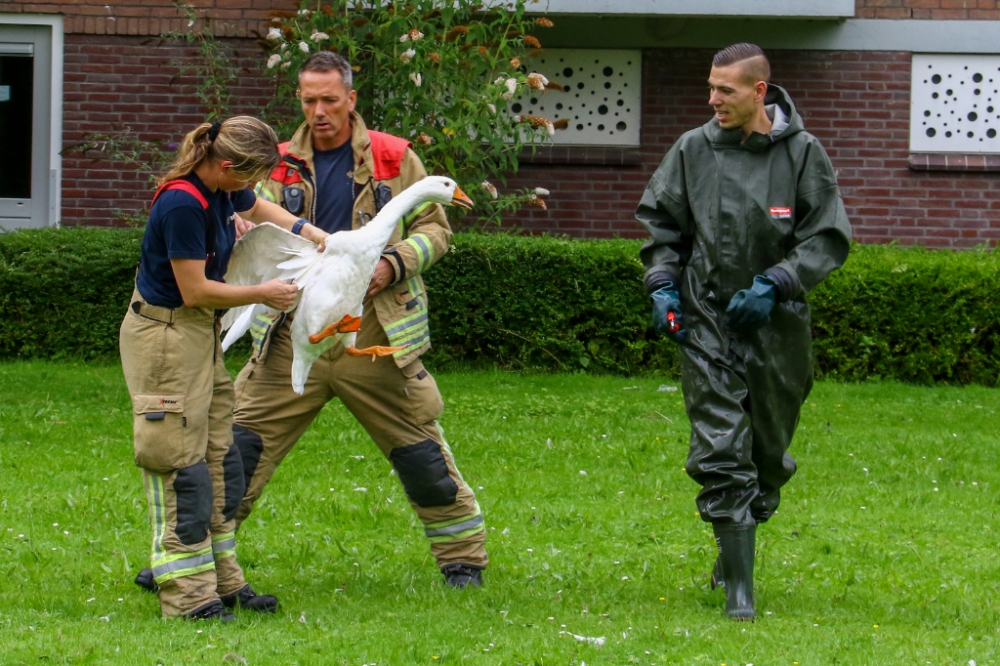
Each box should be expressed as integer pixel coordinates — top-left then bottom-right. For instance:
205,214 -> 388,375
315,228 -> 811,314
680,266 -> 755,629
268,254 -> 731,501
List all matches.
451,186 -> 474,210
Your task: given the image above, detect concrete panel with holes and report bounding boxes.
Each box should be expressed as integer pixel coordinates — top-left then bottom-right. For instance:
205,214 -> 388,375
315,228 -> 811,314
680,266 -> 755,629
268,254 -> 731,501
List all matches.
910,54 -> 1000,154
509,49 -> 642,147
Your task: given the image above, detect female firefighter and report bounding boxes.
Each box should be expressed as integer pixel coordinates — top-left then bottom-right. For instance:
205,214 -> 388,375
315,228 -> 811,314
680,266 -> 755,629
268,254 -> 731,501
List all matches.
119,116 -> 328,620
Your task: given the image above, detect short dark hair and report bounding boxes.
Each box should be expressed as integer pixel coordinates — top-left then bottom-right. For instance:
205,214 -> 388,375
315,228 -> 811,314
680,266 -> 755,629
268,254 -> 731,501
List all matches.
300,51 -> 354,89
712,43 -> 770,84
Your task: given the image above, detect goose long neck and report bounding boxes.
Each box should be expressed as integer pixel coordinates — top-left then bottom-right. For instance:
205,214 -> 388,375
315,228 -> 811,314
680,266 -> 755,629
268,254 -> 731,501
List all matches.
364,186 -> 430,243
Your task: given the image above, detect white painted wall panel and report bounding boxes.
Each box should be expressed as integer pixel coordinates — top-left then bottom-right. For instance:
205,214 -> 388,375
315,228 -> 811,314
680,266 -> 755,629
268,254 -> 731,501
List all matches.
509,49 -> 642,147
910,54 -> 1000,154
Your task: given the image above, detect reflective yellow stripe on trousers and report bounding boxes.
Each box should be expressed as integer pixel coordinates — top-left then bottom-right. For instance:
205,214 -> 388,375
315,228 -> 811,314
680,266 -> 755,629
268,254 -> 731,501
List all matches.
212,531 -> 237,560
145,472 -> 166,561
151,545 -> 216,583
144,472 -> 219,583
424,504 -> 485,543
250,312 -> 280,352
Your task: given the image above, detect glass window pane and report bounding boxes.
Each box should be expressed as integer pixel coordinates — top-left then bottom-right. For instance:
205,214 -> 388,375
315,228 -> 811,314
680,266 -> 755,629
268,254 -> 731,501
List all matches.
0,54 -> 33,199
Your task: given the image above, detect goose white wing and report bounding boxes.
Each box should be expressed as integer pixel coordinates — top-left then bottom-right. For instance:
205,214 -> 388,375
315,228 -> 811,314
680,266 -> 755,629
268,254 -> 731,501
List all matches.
220,222 -> 322,335
225,221 -> 320,287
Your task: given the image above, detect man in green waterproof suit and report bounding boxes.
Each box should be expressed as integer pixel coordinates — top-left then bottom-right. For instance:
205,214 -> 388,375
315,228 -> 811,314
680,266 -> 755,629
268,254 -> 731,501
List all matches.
637,44 -> 851,620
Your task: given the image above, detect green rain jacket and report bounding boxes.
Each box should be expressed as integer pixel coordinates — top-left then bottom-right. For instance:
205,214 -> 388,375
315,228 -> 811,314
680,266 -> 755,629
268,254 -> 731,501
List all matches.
637,84 -> 852,365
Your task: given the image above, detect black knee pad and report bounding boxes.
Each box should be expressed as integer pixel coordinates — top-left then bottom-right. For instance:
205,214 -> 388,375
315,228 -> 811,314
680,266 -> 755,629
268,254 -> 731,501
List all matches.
389,439 -> 459,508
232,424 -> 263,493
221,443 -> 246,522
173,461 -> 213,545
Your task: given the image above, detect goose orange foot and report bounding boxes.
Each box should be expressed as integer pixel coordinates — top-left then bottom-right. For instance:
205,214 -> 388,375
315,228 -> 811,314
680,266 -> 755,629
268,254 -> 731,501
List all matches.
346,345 -> 408,361
309,315 -> 363,344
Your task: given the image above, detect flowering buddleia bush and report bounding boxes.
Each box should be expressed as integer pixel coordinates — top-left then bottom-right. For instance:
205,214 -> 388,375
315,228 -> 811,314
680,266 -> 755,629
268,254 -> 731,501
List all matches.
261,0 -> 561,224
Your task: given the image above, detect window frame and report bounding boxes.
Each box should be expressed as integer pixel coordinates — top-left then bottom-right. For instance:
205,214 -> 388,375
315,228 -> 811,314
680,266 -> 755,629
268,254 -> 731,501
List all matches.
0,14 -> 63,229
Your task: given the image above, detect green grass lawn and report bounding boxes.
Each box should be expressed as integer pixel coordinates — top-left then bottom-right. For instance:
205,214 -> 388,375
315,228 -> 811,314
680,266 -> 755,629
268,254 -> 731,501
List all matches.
1,360 -> 999,665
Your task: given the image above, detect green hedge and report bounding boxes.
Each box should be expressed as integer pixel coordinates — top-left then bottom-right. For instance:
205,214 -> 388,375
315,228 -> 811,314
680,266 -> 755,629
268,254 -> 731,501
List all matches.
0,228 -> 143,360
426,233 -> 676,374
809,243 -> 1000,385
2,227 -> 999,384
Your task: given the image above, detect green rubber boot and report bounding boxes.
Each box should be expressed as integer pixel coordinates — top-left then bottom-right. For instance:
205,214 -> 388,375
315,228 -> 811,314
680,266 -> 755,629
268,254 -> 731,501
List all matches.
710,555 -> 724,591
712,523 -> 756,621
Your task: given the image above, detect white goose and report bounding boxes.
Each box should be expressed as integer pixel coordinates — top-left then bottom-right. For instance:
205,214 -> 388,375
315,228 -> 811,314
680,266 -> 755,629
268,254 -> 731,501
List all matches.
220,175 -> 473,394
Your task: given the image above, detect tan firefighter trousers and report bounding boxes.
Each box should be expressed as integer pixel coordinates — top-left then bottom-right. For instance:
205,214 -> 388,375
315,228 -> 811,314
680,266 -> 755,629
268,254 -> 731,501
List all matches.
120,289 -> 249,617
232,300 -> 488,569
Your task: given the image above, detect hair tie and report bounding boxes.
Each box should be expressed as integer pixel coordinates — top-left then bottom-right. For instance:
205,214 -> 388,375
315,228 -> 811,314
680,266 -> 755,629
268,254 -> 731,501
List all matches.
207,122 -> 222,142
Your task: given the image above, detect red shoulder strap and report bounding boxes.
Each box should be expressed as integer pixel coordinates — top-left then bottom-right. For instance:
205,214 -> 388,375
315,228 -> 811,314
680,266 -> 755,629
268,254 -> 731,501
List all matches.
152,180 -> 209,209
367,130 -> 412,181
271,132 -> 411,182
269,141 -> 305,185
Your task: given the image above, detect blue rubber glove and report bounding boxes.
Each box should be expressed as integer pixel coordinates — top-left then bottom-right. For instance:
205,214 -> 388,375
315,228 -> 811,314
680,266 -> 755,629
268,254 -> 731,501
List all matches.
651,285 -> 689,343
725,275 -> 777,334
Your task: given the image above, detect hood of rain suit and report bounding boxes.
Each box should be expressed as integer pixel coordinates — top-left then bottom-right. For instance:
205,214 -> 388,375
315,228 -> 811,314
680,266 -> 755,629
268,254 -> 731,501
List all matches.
704,83 -> 800,150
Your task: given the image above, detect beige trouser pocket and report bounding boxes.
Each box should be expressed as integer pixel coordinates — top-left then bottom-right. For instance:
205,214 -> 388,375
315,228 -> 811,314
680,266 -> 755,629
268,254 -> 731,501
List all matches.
400,359 -> 444,425
131,394 -> 193,473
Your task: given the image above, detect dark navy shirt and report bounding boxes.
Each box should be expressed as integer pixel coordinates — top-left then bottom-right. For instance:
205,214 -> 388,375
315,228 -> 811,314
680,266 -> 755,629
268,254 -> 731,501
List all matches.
312,140 -> 355,234
136,173 -> 256,308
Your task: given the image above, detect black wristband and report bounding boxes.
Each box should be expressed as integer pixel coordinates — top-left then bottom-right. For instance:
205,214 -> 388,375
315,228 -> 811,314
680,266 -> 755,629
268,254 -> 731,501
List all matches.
385,248 -> 406,283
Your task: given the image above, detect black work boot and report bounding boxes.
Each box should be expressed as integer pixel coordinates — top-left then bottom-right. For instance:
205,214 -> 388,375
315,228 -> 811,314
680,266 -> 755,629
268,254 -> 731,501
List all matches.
220,585 -> 279,613
184,599 -> 236,623
712,523 -> 757,621
441,563 -> 484,588
134,568 -> 158,593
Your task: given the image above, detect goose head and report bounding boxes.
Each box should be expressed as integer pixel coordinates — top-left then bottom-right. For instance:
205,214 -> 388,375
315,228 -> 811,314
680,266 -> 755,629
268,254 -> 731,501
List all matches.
413,176 -> 474,210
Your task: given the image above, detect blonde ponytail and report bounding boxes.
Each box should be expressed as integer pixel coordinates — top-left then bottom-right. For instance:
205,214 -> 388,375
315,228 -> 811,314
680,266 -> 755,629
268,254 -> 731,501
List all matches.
158,116 -> 281,186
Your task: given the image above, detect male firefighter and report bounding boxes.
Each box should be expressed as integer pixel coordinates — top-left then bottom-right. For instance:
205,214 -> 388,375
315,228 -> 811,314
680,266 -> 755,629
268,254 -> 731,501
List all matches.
637,43 -> 851,619
230,51 -> 487,587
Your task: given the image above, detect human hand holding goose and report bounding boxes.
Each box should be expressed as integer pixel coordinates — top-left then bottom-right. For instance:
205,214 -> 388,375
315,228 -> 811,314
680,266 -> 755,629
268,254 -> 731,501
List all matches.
233,213 -> 255,239
366,258 -> 395,297
257,279 -> 299,310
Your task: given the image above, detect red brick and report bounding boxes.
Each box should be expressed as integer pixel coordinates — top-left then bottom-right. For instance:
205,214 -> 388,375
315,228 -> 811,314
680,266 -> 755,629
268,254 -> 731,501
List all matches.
55,37 -> 1000,246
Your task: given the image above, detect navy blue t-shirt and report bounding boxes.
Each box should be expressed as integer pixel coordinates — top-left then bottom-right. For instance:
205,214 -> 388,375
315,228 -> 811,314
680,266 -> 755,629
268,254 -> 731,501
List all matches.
312,140 -> 355,234
136,174 -> 256,308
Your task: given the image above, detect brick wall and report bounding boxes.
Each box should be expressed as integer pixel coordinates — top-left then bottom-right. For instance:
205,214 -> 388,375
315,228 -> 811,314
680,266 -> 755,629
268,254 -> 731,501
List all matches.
57,37 -> 1000,247
0,0 -> 293,36
505,49 -> 1000,248
61,35 -> 276,226
855,0 -> 1000,19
